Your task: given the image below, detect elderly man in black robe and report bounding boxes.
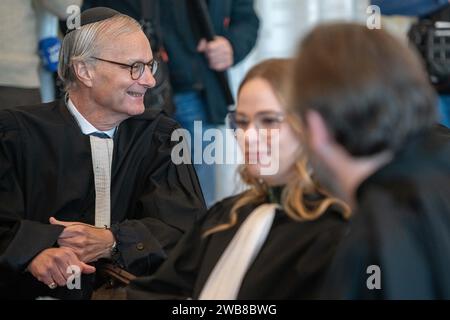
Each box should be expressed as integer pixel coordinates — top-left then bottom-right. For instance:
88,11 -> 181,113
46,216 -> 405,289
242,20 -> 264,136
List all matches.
0,7 -> 206,299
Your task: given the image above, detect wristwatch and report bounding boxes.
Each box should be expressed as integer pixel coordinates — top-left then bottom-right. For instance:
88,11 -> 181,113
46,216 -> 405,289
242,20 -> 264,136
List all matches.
110,240 -> 118,257
108,224 -> 122,264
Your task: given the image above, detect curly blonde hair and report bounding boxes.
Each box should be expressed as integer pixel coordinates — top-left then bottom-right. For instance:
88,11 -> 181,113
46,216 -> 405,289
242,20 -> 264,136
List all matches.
204,59 -> 351,237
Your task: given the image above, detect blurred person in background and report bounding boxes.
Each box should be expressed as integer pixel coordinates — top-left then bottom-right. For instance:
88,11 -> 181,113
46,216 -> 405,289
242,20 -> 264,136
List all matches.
0,0 -> 82,108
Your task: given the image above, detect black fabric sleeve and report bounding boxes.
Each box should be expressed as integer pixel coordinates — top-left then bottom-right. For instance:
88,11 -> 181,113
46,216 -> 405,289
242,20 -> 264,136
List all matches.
126,198 -> 231,299
224,0 -> 260,64
126,221 -> 204,299
0,111 -> 64,273
321,185 -> 449,299
111,118 -> 207,276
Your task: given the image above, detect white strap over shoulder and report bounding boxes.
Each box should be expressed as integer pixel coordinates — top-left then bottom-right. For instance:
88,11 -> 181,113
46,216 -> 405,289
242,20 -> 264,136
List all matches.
199,203 -> 279,300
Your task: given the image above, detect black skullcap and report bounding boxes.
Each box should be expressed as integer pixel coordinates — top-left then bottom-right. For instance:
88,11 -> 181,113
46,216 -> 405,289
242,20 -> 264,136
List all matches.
66,7 -> 120,34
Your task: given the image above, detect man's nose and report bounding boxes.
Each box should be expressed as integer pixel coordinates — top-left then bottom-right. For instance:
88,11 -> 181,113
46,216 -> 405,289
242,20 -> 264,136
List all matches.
139,64 -> 156,88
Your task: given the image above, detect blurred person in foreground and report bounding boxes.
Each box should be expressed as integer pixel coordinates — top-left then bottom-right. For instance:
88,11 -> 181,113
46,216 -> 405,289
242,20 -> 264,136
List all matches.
288,22 -> 450,299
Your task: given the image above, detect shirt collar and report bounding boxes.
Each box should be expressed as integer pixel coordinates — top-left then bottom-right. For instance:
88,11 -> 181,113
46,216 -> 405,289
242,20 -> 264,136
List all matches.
66,98 -> 116,138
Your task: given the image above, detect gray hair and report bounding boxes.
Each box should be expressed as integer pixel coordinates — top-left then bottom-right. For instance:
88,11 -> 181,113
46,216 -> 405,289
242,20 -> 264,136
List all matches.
58,14 -> 142,91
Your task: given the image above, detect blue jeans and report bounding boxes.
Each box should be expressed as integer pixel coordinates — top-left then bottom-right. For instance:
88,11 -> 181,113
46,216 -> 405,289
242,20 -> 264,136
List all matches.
438,95 -> 450,128
174,91 -> 216,207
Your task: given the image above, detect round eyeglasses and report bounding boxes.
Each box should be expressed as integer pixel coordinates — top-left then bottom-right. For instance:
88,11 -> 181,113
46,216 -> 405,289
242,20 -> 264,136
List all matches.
91,57 -> 158,80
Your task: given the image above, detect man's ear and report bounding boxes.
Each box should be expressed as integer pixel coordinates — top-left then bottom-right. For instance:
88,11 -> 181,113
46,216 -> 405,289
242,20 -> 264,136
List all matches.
72,61 -> 94,88
305,110 -> 331,155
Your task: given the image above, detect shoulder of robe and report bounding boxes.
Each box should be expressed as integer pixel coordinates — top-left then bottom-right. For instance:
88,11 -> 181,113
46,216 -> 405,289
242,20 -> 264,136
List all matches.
201,192 -> 255,229
0,101 -> 61,133
130,109 -> 180,136
208,193 -> 246,213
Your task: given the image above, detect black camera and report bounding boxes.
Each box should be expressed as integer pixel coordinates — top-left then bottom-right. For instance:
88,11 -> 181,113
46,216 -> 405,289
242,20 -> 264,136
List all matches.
408,6 -> 450,93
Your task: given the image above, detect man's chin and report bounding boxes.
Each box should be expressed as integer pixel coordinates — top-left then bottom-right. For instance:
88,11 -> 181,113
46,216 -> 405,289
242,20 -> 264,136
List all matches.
127,103 -> 146,116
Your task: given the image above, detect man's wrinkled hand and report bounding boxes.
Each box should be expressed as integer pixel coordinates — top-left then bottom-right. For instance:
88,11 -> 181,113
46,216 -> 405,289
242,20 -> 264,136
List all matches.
27,247 -> 96,288
49,217 -> 115,263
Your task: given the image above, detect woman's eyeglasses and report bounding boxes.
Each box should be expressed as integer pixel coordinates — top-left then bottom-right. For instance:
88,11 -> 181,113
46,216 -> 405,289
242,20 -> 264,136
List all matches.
227,111 -> 285,131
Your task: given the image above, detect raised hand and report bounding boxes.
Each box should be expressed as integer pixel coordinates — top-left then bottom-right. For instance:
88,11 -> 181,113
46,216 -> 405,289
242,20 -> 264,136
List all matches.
197,36 -> 234,71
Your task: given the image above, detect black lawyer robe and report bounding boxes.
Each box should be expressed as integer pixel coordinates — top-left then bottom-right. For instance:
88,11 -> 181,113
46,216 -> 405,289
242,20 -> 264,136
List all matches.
321,125 -> 450,299
0,99 -> 206,299
128,194 -> 348,299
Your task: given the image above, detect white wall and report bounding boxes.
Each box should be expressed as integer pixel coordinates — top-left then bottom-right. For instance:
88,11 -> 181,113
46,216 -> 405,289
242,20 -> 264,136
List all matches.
229,0 -> 369,93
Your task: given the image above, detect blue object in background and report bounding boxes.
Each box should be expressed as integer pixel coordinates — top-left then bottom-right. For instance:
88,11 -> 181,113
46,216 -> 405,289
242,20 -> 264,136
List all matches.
174,91 -> 217,208
438,95 -> 450,128
38,37 -> 61,72
371,0 -> 450,17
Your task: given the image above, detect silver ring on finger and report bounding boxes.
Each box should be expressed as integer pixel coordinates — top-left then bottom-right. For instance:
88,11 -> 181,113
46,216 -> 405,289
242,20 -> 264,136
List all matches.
48,282 -> 57,289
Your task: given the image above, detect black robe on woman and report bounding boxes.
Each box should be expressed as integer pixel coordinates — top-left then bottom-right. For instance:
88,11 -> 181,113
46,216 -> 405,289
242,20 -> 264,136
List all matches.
0,100 -> 206,299
128,192 -> 348,300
